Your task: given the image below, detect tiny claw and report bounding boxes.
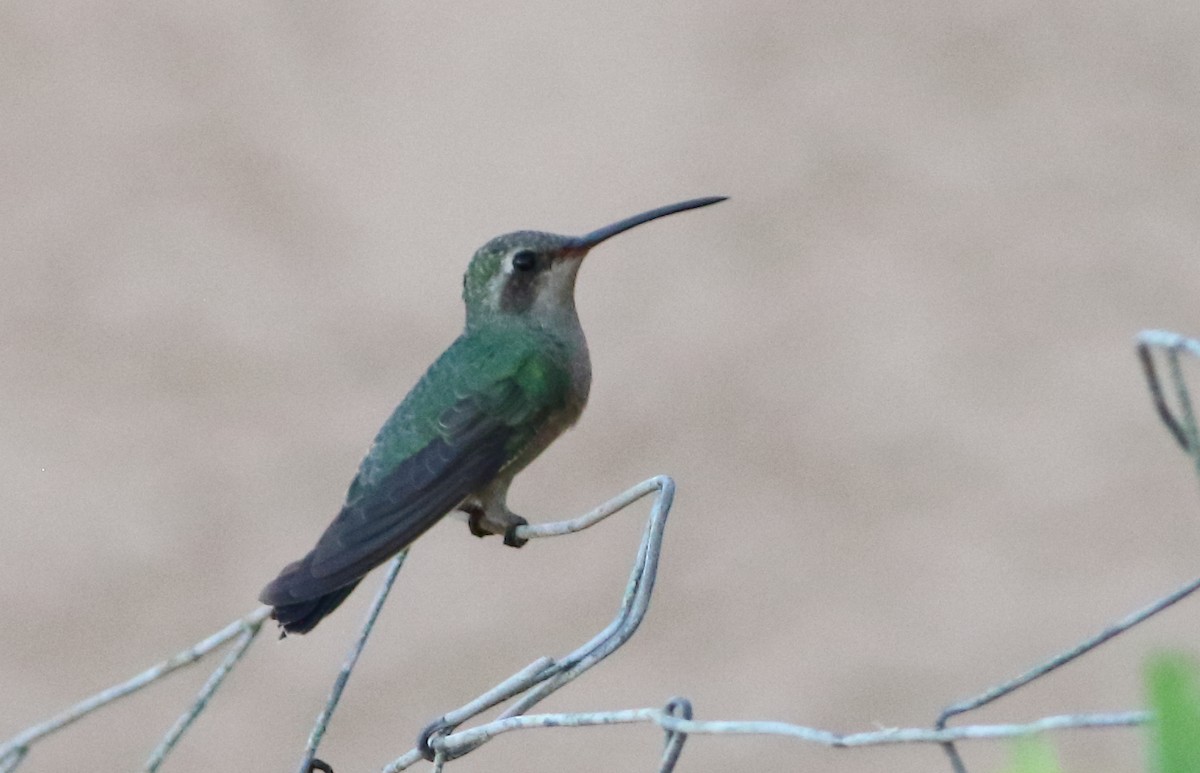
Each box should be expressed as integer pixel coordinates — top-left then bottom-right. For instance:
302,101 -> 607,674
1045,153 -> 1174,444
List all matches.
464,506 -> 489,538
268,609 -> 289,640
503,517 -> 529,548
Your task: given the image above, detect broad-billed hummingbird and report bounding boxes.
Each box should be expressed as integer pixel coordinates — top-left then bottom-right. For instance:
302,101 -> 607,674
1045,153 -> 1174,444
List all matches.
260,196 -> 727,634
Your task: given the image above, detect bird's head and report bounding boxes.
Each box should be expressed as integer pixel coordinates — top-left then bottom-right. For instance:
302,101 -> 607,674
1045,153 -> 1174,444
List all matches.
461,197 -> 726,329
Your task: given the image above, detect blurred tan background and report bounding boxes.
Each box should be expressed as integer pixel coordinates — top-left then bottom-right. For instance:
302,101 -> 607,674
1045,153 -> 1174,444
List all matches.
4,2 -> 1200,772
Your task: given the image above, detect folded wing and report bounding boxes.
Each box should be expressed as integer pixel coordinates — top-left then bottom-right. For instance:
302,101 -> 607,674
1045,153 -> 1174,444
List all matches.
259,333 -> 570,621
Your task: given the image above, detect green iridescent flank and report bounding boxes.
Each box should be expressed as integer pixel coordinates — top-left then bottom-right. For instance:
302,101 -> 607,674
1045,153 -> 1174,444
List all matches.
349,321 -> 572,499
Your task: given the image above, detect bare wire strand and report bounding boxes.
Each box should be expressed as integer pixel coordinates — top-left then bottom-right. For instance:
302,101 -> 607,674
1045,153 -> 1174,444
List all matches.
388,475 -> 676,771
406,706 -> 1148,759
296,550 -> 409,773
5,329 -> 1200,772
0,605 -> 271,770
144,619 -> 264,772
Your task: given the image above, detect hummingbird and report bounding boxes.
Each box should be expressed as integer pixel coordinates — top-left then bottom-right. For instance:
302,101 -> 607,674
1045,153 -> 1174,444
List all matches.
259,196 -> 727,634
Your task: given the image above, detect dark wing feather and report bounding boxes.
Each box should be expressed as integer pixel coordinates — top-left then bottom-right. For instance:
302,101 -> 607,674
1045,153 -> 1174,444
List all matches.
260,329 -> 572,634
259,387 -> 518,608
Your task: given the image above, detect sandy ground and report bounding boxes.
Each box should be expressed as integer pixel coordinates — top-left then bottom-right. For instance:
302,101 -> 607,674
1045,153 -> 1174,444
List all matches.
4,3 -> 1200,772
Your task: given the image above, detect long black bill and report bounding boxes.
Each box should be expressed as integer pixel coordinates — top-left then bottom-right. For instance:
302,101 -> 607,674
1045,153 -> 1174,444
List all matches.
569,196 -> 728,250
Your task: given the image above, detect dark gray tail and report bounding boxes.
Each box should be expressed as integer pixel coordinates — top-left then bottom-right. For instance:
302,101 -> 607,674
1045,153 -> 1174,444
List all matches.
260,552 -> 364,635
265,580 -> 361,635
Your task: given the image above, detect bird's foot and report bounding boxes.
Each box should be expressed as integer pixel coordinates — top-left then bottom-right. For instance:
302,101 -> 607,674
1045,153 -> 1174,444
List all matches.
463,504 -> 489,538
463,506 -> 529,548
503,516 -> 529,548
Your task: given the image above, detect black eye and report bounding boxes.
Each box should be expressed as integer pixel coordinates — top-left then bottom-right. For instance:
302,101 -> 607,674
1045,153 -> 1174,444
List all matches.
512,250 -> 537,272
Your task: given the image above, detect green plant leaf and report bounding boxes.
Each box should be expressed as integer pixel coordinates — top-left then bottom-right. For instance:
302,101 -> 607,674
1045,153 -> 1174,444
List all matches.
1004,738 -> 1062,773
1146,652 -> 1200,773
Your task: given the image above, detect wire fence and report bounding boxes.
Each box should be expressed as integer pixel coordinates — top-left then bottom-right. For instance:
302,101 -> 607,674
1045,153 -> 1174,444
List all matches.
3,328 -> 1200,773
